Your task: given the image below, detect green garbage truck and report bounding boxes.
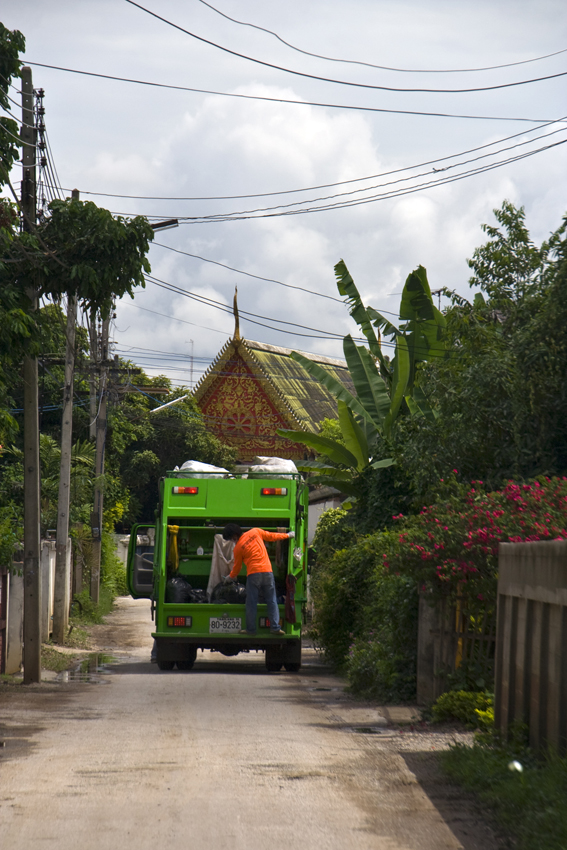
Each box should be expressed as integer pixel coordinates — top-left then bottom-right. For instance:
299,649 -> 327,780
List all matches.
126,469 -> 308,672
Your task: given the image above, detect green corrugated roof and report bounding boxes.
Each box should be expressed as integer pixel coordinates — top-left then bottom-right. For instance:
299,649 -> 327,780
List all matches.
248,341 -> 354,432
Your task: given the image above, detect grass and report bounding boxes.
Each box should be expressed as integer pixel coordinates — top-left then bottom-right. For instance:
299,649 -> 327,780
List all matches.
40,645 -> 82,673
441,735 -> 567,850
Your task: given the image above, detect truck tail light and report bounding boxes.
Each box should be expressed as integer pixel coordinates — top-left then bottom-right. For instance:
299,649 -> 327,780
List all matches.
167,616 -> 192,627
172,486 -> 199,495
259,618 -> 282,628
261,487 -> 287,496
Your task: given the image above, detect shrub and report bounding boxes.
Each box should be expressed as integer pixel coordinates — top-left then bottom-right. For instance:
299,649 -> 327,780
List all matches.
431,689 -> 494,728
346,571 -> 418,701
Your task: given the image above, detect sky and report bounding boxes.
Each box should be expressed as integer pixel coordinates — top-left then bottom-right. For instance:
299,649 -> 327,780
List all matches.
3,0 -> 567,389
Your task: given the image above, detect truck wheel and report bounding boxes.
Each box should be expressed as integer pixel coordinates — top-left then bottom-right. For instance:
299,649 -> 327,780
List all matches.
265,645 -> 283,671
284,662 -> 301,672
157,659 -> 175,671
177,647 -> 198,670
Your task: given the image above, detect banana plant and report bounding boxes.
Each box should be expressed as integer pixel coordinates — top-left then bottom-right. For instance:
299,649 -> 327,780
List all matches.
278,260 -> 446,498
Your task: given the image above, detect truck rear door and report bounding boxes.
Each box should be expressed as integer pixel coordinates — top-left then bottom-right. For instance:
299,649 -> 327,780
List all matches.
126,524 -> 155,599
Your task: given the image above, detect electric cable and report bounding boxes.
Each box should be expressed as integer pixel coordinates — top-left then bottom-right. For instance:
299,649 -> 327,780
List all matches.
104,134 -> 567,223
167,136 -> 567,222
196,0 -> 567,75
23,61 -> 559,124
124,0 -> 567,95
42,116 -> 567,202
146,125 -> 567,220
151,242 -> 345,304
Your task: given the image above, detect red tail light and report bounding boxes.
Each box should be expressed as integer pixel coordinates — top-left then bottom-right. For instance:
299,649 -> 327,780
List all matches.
261,487 -> 287,496
172,486 -> 199,495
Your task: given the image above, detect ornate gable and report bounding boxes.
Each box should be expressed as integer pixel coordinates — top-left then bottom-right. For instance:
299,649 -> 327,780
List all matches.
194,339 -> 310,461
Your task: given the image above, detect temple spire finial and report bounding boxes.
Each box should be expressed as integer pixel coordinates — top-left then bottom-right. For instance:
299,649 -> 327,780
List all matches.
233,286 -> 241,340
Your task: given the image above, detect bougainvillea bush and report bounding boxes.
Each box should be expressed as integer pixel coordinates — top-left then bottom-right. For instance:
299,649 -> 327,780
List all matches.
311,475 -> 567,700
389,474 -> 567,605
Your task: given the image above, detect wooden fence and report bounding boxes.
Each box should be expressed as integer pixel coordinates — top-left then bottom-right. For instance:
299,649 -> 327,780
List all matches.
417,591 -> 496,704
495,540 -> 567,753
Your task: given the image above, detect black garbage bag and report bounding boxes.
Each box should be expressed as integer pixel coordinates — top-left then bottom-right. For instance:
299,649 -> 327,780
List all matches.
165,575 -> 193,603
211,581 -> 247,604
188,588 -> 209,603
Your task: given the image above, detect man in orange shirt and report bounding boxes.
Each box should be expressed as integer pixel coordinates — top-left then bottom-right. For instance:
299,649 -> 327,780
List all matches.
222,523 -> 294,636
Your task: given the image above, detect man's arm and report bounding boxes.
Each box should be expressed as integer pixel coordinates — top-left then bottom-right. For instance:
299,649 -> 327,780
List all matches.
228,543 -> 243,580
258,529 -> 294,543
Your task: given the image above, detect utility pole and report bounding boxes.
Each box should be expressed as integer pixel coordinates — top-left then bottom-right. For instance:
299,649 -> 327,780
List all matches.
90,317 -> 109,603
52,189 -> 79,643
21,67 -> 41,684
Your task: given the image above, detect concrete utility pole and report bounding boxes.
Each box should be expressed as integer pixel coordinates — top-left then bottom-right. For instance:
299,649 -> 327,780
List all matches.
90,317 -> 109,603
52,189 -> 80,643
21,66 -> 41,684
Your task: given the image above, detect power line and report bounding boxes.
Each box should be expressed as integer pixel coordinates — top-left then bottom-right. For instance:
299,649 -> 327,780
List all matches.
151,241 -> 345,304
24,61 -> 559,124
41,117 -> 567,202
196,0 -> 567,75
148,125 -> 567,220
124,0 -> 567,95
105,135 -> 567,223
145,273 -> 350,339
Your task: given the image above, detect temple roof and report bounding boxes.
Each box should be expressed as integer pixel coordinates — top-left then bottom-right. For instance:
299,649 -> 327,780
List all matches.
194,337 -> 354,434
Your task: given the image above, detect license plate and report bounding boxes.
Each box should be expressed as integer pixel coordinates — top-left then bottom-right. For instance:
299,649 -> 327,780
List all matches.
209,617 -> 241,633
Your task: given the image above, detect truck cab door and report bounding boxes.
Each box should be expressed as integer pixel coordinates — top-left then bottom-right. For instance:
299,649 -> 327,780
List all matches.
126,524 -> 156,599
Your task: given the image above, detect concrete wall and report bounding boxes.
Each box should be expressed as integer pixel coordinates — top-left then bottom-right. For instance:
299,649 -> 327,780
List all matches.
4,539 -> 71,674
495,540 -> 567,753
6,566 -> 24,675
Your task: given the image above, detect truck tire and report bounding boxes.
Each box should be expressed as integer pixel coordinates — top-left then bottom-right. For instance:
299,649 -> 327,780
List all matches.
176,647 -> 198,670
265,645 -> 283,672
284,662 -> 301,672
157,659 -> 175,671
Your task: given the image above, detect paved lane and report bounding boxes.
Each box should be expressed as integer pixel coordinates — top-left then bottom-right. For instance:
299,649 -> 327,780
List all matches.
0,598 -> 479,850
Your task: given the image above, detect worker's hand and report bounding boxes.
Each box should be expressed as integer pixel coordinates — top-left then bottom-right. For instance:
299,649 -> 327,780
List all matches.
287,531 -> 295,538
222,574 -> 235,584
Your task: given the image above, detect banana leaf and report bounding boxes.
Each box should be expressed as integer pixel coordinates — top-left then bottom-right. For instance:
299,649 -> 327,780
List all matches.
289,350 -> 374,427
276,428 -> 359,468
337,399 -> 368,470
342,336 -> 390,426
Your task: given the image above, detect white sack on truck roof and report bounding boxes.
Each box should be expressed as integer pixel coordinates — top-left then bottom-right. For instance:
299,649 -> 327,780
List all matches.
173,460 -> 229,477
248,456 -> 298,479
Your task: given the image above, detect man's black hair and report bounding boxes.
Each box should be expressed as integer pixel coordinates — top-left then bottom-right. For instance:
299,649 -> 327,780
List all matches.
223,523 -> 242,541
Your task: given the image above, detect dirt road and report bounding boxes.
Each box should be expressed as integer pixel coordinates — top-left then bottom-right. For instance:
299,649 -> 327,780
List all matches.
0,597 -> 501,850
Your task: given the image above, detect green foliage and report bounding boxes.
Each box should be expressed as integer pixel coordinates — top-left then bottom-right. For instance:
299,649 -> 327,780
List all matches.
346,569 -> 418,702
35,199 -> 154,318
101,532 -> 128,597
431,690 -> 494,728
310,523 -> 418,701
109,388 -> 237,524
0,23 -> 25,180
442,740 -> 567,850
399,203 -> 567,495
279,261 -> 445,498
0,504 -> 21,569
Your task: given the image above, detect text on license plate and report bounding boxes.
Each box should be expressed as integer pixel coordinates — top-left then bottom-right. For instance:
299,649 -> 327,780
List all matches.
209,617 -> 241,633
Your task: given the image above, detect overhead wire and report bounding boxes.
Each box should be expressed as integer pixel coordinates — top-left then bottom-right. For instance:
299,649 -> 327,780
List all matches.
195,0 -> 567,75
145,273 -> 350,340
123,0 -> 567,95
104,134 -> 567,223
150,242 -> 345,304
24,61 -> 559,124
145,124 -> 567,220
42,116 -> 567,202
